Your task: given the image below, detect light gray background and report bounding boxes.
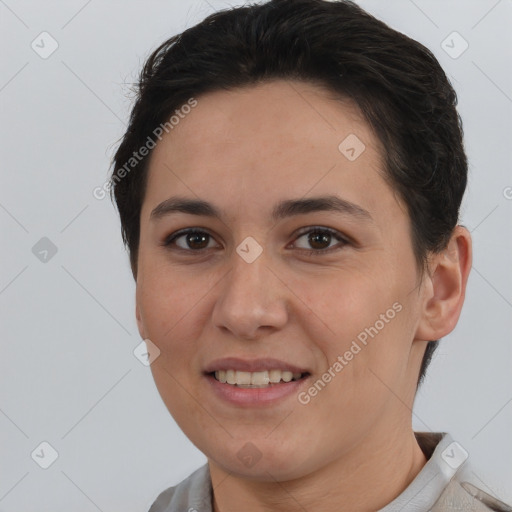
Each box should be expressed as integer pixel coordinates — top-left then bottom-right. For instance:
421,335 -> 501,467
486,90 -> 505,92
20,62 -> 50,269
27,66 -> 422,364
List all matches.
1,0 -> 511,510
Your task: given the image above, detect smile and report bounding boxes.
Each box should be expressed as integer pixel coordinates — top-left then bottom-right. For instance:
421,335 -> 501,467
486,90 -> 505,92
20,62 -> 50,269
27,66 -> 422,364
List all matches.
203,357 -> 311,406
213,369 -> 305,387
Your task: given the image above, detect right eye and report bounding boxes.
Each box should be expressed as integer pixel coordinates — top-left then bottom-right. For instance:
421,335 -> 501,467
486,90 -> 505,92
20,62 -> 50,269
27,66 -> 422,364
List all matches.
163,229 -> 220,251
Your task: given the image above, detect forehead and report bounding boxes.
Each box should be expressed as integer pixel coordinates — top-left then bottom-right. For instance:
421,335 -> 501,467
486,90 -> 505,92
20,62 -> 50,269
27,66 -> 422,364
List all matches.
151,80 -> 377,166
142,80 -> 400,223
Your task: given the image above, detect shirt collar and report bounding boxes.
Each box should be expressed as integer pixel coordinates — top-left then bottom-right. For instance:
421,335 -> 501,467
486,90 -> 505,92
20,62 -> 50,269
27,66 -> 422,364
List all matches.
378,432 -> 467,511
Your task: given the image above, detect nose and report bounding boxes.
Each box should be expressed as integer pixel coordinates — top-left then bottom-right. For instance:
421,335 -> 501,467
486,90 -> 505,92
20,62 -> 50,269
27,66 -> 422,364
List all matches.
211,251 -> 288,340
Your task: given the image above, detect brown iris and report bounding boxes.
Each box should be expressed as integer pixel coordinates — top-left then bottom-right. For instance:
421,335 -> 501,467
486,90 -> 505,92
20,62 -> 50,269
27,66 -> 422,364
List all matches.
186,232 -> 209,249
308,231 -> 332,249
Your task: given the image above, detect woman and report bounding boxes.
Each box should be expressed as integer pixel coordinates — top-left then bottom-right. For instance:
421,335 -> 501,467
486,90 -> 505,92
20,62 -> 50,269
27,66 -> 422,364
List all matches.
109,0 -> 511,510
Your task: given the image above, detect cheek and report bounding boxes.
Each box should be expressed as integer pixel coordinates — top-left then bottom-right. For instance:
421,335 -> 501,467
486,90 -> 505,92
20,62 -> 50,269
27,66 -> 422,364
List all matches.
289,265 -> 400,348
138,262 -> 211,335
136,271 -> 208,386
138,270 -> 213,428
291,266 -> 413,395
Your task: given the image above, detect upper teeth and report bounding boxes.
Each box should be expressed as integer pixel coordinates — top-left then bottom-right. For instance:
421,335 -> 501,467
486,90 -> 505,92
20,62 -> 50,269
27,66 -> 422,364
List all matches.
214,370 -> 302,386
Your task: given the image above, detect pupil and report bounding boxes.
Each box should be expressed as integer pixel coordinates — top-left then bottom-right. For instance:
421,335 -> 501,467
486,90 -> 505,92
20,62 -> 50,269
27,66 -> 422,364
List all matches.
309,232 -> 331,249
188,232 -> 208,249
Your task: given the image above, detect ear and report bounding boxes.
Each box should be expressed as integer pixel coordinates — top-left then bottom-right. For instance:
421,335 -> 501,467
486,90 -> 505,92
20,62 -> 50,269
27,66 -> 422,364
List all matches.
415,226 -> 472,341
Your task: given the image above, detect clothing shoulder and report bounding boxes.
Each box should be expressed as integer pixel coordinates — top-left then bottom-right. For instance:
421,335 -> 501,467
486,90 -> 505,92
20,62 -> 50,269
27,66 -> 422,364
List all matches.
432,479 -> 512,512
148,464 -> 212,512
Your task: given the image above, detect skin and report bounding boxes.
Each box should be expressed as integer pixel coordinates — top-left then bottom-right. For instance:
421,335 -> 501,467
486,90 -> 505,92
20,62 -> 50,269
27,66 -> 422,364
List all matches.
135,80 -> 472,512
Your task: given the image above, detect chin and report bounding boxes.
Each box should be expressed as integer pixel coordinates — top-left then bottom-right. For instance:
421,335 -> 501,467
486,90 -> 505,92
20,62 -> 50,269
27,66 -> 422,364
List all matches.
205,437 -> 320,482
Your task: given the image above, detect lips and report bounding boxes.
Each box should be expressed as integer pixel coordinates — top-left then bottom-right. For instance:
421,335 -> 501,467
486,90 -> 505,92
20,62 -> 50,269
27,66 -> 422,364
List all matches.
203,357 -> 311,405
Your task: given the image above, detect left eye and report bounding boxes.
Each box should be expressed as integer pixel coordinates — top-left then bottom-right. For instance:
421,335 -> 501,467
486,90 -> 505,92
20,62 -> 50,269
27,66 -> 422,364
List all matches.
292,228 -> 347,252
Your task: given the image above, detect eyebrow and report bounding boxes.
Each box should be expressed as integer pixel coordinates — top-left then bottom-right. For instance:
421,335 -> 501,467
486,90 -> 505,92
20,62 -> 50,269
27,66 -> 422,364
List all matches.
149,195 -> 373,222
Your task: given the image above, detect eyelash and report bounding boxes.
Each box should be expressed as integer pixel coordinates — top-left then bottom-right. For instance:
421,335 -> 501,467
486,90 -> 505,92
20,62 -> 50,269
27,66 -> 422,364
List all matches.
162,226 -> 349,255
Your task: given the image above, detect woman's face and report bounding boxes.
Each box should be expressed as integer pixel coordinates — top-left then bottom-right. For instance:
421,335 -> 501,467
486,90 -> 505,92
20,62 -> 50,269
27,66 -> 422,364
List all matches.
135,80 -> 430,480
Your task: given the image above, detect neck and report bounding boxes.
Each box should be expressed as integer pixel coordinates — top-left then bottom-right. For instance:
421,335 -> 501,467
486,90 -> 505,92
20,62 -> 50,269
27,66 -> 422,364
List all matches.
209,428 -> 427,512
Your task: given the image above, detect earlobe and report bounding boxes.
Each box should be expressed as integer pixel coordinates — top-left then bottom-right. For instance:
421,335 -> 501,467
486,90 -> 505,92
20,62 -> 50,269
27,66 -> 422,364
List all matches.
415,226 -> 472,341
